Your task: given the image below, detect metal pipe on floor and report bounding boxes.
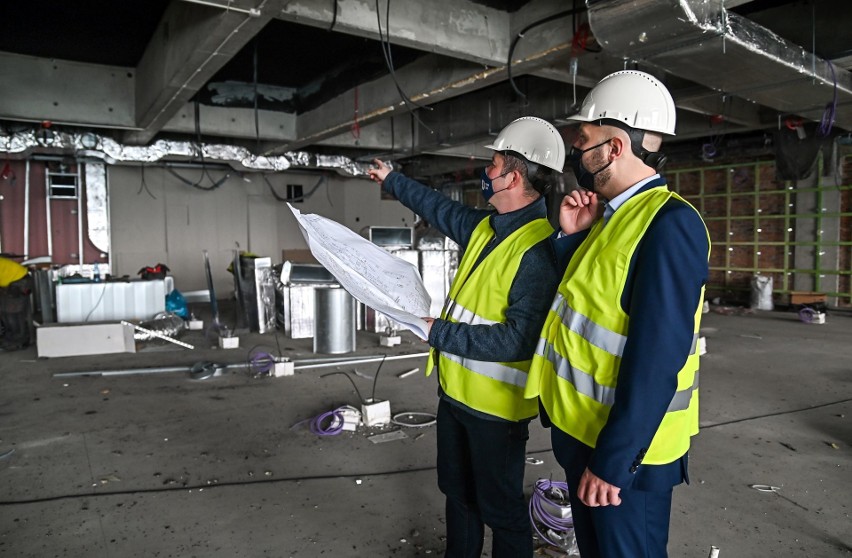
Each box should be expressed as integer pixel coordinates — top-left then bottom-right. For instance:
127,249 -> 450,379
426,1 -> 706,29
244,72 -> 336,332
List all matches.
55,365 -> 196,378
53,352 -> 429,378
54,361 -> 252,378
293,352 -> 429,371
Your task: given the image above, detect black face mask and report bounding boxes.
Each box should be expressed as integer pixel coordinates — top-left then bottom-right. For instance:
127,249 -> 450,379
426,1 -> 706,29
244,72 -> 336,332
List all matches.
568,139 -> 614,191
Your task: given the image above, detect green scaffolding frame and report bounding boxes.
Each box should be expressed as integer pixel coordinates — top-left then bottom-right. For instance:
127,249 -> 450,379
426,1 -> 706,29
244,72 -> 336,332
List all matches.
669,154 -> 852,306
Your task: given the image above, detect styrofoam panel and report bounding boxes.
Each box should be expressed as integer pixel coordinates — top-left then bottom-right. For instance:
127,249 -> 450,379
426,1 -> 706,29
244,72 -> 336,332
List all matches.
55,280 -> 166,323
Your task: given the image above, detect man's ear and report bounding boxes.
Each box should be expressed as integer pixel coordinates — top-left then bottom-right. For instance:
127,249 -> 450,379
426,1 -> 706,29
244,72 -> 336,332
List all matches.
509,169 -> 523,188
609,136 -> 625,158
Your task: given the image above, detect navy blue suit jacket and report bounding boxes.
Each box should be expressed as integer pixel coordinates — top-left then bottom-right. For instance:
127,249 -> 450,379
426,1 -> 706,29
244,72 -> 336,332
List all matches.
552,177 -> 709,491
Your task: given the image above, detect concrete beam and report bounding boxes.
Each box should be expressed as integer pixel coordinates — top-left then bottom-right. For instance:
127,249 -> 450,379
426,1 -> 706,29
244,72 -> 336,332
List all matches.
275,0 -> 510,66
673,88 -> 765,128
317,116 -> 414,152
265,31 -> 573,154
0,52 -> 136,129
125,0 -> 280,145
161,102 -> 296,142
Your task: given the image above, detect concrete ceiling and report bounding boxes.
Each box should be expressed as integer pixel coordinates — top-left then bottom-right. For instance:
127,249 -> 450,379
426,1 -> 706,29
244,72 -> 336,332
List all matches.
1,0 -> 851,179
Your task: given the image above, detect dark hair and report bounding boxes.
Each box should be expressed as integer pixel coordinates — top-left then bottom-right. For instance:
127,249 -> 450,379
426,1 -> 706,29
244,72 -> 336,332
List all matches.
502,151 -> 555,198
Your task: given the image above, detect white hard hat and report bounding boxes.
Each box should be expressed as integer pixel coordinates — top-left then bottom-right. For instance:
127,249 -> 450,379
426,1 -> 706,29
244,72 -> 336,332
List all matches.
567,70 -> 677,135
484,116 -> 565,172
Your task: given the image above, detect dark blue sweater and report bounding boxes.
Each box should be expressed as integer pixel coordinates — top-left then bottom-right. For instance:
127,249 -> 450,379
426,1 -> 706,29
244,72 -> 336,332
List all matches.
383,171 -> 561,365
552,177 -> 710,491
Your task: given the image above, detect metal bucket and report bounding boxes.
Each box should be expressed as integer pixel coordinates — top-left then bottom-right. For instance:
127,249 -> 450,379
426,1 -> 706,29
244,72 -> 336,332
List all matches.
313,287 -> 356,354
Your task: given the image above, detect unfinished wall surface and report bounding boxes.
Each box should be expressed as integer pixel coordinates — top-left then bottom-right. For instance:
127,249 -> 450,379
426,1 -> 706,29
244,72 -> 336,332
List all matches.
108,167 -> 411,294
670,152 -> 852,307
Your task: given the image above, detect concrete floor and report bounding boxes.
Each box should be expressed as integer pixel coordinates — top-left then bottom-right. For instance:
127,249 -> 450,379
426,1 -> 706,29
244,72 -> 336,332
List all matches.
0,306 -> 850,557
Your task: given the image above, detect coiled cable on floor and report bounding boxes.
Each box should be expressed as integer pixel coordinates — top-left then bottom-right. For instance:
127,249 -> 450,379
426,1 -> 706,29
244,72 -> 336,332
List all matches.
391,411 -> 437,428
310,408 -> 346,436
290,405 -> 361,437
247,345 -> 277,375
529,478 -> 574,548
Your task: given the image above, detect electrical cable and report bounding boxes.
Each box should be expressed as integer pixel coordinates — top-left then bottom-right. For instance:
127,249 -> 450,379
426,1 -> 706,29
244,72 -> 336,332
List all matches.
817,60 -> 837,137
328,0 -> 338,31
246,344 -> 277,375
699,397 -> 852,429
351,86 -> 361,139
309,407 -> 346,435
137,163 -> 156,199
166,166 -> 230,191
289,405 -> 361,436
797,306 -> 823,323
263,174 -> 326,203
0,462 -> 445,506
391,411 -> 436,428
369,354 -> 387,402
253,38 -> 261,153
165,97 -> 232,191
374,0 -> 433,133
83,282 -> 108,322
508,9 -> 578,99
528,478 -> 575,549
321,371 -> 367,404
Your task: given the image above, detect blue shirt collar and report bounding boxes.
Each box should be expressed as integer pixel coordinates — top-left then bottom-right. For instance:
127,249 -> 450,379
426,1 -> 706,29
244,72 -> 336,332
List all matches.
603,174 -> 661,221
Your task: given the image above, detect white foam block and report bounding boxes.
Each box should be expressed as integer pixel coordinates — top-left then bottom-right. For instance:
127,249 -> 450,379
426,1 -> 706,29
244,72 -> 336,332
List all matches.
361,399 -> 391,427
37,323 -> 136,358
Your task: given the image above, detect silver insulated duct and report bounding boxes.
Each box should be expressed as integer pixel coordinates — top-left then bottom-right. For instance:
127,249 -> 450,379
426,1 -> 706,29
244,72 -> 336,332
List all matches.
587,0 -> 852,130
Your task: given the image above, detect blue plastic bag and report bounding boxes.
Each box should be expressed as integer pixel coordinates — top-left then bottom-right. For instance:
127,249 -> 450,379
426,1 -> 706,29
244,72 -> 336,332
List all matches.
165,288 -> 189,319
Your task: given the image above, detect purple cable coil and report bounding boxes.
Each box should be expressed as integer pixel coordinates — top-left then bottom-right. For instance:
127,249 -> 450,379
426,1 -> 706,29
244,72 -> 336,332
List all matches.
249,350 -> 276,374
309,408 -> 346,436
798,306 -> 816,323
529,478 -> 574,548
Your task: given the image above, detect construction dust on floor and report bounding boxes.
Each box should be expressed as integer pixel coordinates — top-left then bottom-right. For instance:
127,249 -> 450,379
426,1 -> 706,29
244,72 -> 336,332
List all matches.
1,309 -> 850,557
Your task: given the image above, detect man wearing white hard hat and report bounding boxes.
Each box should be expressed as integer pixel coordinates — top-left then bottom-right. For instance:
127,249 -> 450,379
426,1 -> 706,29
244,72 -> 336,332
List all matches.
369,116 -> 564,557
525,71 -> 711,557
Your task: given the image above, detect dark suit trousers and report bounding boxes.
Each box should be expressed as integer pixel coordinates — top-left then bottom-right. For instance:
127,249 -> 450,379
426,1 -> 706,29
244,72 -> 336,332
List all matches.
551,427 -> 673,558
436,398 -> 532,558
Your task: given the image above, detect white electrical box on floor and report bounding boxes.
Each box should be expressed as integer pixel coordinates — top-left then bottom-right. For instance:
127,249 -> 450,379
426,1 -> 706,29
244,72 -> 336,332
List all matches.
361,399 -> 391,427
379,335 -> 401,347
808,312 -> 826,324
37,322 -> 136,358
273,360 -> 294,377
219,336 -> 240,349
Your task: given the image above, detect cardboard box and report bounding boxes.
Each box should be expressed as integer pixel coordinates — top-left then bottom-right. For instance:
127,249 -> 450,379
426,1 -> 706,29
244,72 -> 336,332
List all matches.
282,249 -> 318,264
789,291 -> 826,305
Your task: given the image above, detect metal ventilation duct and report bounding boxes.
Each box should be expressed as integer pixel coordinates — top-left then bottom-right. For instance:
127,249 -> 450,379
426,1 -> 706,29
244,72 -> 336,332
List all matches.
587,0 -> 852,131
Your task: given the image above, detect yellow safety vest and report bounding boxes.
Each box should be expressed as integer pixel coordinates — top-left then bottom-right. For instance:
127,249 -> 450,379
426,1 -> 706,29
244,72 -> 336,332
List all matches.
427,215 -> 554,421
526,186 -> 710,463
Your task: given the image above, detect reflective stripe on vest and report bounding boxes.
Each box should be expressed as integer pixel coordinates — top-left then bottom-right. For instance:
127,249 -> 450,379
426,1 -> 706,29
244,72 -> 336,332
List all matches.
549,292 -> 701,359
535,337 -> 700,411
550,294 -> 627,357
447,302 -> 498,327
527,186 -> 710,463
430,215 -> 553,421
441,351 -> 528,387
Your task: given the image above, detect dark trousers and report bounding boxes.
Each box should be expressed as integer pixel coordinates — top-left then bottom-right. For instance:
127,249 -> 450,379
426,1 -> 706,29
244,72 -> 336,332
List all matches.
0,276 -> 32,349
551,427 -> 673,558
436,398 -> 532,558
